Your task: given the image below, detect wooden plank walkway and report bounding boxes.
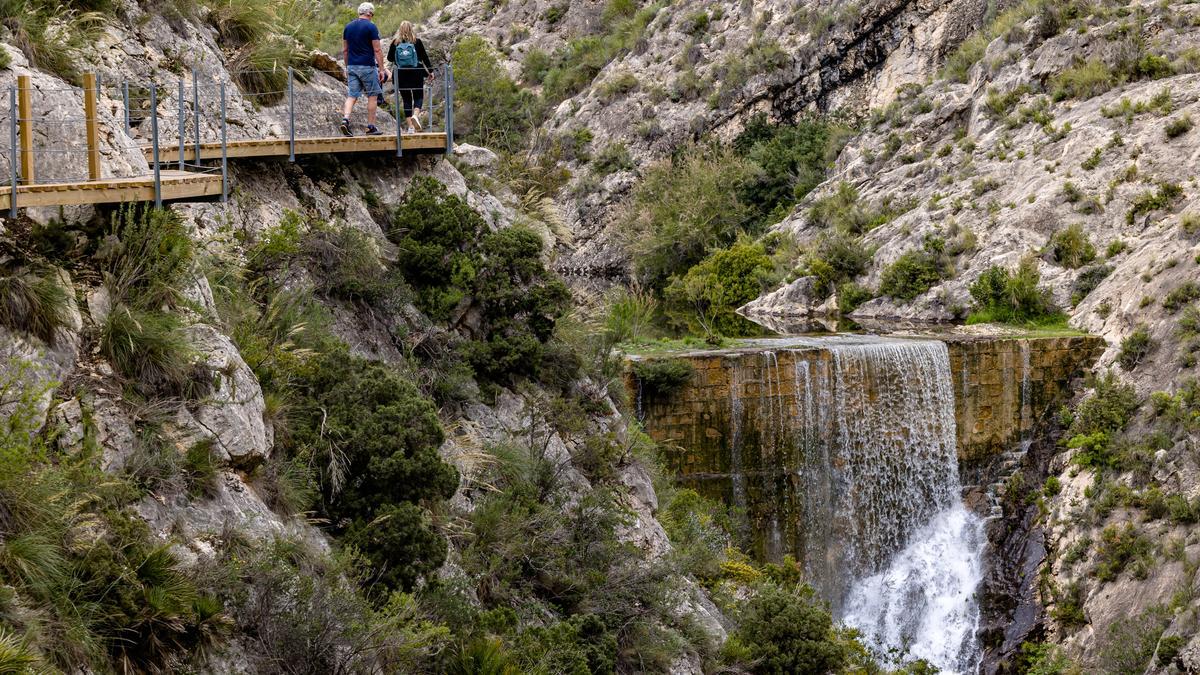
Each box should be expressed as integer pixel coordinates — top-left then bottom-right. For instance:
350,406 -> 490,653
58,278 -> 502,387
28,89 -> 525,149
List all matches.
145,133 -> 448,162
0,170 -> 223,210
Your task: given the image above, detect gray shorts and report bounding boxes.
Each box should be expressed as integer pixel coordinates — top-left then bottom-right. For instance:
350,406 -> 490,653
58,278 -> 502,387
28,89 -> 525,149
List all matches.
347,65 -> 382,99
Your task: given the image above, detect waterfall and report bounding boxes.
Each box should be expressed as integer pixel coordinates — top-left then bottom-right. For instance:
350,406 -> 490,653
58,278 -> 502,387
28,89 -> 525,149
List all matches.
760,336 -> 986,672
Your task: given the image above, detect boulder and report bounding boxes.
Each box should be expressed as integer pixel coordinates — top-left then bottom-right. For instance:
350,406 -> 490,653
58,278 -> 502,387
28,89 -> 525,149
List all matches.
183,325 -> 272,468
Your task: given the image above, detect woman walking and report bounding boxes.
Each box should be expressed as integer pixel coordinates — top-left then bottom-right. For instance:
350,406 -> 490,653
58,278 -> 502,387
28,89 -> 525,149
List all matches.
387,21 -> 434,133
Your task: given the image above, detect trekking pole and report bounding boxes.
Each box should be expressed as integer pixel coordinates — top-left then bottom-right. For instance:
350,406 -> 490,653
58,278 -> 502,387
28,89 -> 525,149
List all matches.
150,84 -> 161,207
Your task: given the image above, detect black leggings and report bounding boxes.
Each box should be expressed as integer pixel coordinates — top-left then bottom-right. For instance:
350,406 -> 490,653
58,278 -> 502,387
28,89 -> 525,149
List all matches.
400,88 -> 425,118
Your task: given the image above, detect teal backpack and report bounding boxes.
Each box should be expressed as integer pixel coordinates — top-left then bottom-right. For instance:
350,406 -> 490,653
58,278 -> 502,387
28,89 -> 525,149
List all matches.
394,41 -> 419,68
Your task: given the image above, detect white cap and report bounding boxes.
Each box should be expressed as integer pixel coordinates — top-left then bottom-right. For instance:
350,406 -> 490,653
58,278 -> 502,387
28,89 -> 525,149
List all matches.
357,2 -> 374,15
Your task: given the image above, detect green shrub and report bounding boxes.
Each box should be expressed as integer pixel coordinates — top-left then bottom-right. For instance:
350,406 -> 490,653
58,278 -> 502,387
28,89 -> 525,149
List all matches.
631,359 -> 694,399
1048,223 -> 1096,269
539,5 -> 659,105
101,304 -> 202,397
0,371 -> 228,672
0,0 -> 103,81
286,347 -> 459,591
1050,581 -> 1087,629
837,282 -> 874,315
1066,371 -> 1139,469
1094,523 -> 1153,582
593,142 -> 634,175
1165,114 -> 1194,138
721,584 -> 849,674
803,232 -> 872,297
1106,239 -> 1128,257
809,182 -> 912,235
597,71 -> 639,100
1071,264 -> 1112,305
664,240 -> 774,337
878,236 -> 953,302
1158,635 -> 1187,666
390,176 -> 488,320
464,226 -> 572,384
304,222 -> 403,306
1164,282 -> 1200,312
103,204 -> 195,310
1051,58 -> 1115,100
967,257 -> 1064,326
1127,182 -> 1183,224
1098,606 -> 1170,674
0,268 -> 71,343
603,287 -> 658,344
452,35 -> 539,155
1117,325 -> 1154,370
622,146 -> 754,291
733,114 -> 850,226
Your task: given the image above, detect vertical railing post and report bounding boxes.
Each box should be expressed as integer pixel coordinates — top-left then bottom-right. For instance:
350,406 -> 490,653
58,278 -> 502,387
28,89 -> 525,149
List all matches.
83,72 -> 101,181
288,67 -> 295,162
16,75 -> 33,184
122,82 -> 130,136
444,64 -> 454,154
220,82 -> 228,203
177,78 -> 185,170
150,84 -> 161,208
9,87 -> 17,217
192,69 -> 200,165
394,67 -> 402,158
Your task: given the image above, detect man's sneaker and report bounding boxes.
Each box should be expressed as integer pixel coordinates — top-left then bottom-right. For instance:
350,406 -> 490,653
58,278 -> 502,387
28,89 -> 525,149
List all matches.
407,126 -> 416,134
365,125 -> 383,136
339,118 -> 353,137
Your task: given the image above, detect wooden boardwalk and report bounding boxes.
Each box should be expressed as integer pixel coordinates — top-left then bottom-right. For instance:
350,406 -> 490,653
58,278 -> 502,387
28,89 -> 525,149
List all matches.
146,133 -> 448,162
0,170 -> 223,210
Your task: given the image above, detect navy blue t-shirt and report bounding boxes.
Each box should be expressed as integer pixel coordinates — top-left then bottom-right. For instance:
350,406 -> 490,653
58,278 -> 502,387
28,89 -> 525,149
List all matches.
343,18 -> 381,67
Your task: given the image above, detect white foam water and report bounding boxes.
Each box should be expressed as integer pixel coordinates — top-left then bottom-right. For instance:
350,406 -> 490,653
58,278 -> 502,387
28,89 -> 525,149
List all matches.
841,501 -> 987,673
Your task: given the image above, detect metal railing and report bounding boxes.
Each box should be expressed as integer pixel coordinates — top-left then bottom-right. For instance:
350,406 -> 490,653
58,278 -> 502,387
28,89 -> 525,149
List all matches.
4,63 -> 455,216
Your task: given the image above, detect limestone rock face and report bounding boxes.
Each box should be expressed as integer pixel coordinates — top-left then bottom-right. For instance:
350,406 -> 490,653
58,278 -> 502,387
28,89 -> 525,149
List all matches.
182,324 -> 272,468
739,276 -> 822,318
423,0 -> 994,288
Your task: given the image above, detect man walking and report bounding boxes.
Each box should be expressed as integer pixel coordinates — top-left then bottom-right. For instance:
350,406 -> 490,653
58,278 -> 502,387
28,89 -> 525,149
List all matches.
340,2 -> 388,136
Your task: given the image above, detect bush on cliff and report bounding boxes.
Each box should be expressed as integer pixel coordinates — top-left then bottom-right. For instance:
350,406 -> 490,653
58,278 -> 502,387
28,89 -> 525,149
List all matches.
878,235 -> 954,302
286,347 -> 459,591
967,257 -> 1065,327
664,239 -> 774,337
734,114 -> 851,226
721,583 -> 850,674
0,267 -> 72,343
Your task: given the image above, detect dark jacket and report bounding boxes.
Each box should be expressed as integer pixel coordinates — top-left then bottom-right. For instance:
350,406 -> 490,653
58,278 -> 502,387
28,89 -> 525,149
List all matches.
386,38 -> 433,83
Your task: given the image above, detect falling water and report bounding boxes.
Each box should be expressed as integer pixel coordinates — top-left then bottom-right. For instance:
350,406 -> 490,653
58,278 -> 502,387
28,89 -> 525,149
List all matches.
733,336 -> 986,672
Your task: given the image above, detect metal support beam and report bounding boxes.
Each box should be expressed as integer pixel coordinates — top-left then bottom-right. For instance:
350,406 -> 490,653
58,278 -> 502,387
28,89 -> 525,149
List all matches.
122,82 -> 130,136
177,79 -> 186,170
17,75 -> 33,184
394,67 -> 402,158
288,67 -> 296,162
192,69 -> 200,165
9,87 -> 17,216
83,73 -> 101,181
150,84 -> 161,207
444,64 -> 454,155
220,83 -> 228,203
